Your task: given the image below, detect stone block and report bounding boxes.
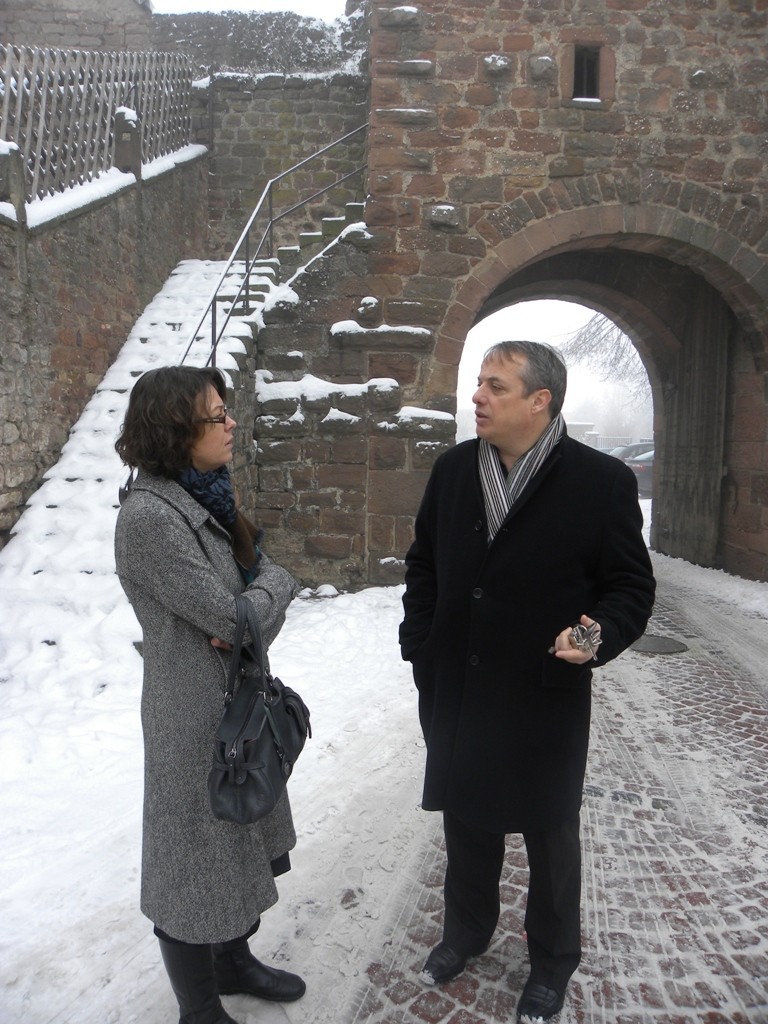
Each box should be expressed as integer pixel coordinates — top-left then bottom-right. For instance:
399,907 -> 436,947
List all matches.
370,436 -> 407,471
251,490 -> 297,512
319,509 -> 366,535
368,513 -> 395,551
405,174 -> 448,199
549,155 -> 586,178
373,59 -> 435,78
331,438 -> 368,463
385,300 -> 447,327
435,147 -> 487,177
304,534 -> 352,559
370,251 -> 424,276
368,555 -> 406,586
288,464 -> 315,491
369,469 -> 432,516
0,486 -> 23,513
286,509 -> 321,533
395,515 -> 416,554
318,411 -> 365,434
374,108 -> 437,128
368,352 -> 420,386
413,439 -> 452,469
427,204 -> 466,232
260,466 -> 287,491
447,175 -> 505,204
317,463 -> 367,491
378,7 -> 421,28
330,322 -> 433,351
365,196 -> 422,227
367,380 -> 403,412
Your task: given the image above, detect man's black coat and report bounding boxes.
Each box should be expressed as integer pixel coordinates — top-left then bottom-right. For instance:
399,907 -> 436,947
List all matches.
399,434 -> 656,834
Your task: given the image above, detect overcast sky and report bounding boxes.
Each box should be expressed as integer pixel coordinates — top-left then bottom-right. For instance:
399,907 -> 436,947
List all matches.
151,0 -> 349,18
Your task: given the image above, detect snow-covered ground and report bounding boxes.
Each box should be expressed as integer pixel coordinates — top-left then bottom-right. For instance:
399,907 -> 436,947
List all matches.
2,262 -> 768,1023
0,257 -> 426,1024
2,504 -> 768,1023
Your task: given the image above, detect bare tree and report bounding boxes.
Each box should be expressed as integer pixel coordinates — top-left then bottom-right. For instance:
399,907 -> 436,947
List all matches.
560,313 -> 651,402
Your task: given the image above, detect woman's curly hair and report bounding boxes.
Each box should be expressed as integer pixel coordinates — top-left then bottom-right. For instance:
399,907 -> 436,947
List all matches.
115,365 -> 227,477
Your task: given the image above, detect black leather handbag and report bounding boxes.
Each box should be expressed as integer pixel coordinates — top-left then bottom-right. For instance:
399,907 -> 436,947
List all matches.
208,595 -> 311,825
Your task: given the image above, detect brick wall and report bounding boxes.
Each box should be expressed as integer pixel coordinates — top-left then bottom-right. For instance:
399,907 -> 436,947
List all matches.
366,0 -> 768,406
0,0 -> 152,51
0,155 -> 207,547
191,70 -> 369,257
247,235 -> 456,588
232,0 -> 768,586
337,0 -> 768,580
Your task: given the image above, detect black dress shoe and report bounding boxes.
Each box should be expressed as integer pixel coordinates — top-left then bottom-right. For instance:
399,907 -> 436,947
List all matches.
419,942 -> 468,985
516,978 -> 565,1021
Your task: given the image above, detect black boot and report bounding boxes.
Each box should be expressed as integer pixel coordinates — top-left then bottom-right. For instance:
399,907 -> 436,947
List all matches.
213,939 -> 306,1002
158,937 -> 241,1024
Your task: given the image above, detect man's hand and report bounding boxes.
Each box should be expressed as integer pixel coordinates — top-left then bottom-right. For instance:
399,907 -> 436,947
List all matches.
550,614 -> 601,664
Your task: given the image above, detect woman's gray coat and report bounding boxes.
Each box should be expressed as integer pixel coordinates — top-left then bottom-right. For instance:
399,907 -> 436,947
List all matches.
114,473 -> 299,944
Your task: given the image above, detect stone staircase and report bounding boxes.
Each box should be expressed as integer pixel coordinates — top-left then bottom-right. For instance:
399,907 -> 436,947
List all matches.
1,197 -> 453,597
233,203 -> 455,589
2,199 -> 373,563
0,257 -> 279,688
276,201 -> 366,271
0,258 -> 262,574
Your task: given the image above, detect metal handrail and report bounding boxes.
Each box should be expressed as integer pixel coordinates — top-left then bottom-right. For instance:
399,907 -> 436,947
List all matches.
180,123 -> 368,367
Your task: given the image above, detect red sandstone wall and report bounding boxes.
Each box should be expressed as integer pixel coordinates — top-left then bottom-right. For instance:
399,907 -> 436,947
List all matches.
366,0 -> 767,393
0,156 -> 207,546
190,71 -> 369,257
354,0 -> 768,579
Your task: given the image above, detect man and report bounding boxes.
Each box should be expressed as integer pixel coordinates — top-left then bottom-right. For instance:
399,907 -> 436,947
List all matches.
399,341 -> 655,1022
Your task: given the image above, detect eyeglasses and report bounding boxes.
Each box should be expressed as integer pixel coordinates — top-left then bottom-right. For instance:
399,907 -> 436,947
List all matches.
196,407 -> 230,425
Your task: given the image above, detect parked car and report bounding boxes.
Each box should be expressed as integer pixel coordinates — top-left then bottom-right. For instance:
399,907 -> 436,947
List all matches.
625,449 -> 654,496
608,441 -> 654,462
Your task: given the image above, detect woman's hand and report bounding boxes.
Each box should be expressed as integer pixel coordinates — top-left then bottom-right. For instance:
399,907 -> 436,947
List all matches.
210,637 -> 232,651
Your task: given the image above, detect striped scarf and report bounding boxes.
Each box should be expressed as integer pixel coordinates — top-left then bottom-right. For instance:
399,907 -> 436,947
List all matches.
478,413 -> 565,542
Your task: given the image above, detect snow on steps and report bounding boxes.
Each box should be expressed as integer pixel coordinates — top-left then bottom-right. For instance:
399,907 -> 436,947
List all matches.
0,206 -> 367,676
279,201 -> 366,266
0,259 -> 277,664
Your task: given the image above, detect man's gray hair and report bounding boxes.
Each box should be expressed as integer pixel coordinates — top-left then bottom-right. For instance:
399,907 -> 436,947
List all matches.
482,340 -> 567,418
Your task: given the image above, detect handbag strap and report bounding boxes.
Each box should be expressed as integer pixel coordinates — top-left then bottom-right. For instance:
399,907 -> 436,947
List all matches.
223,595 -> 268,704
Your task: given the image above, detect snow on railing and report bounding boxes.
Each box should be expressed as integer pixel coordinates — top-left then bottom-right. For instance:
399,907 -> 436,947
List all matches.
0,44 -> 193,203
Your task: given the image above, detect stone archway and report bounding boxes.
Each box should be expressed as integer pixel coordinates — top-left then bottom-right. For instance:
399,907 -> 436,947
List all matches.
253,192 -> 767,587
253,0 -> 768,588
424,203 -> 767,574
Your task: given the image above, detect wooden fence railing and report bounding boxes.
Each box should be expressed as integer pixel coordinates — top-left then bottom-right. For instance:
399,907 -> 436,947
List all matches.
0,45 -> 193,203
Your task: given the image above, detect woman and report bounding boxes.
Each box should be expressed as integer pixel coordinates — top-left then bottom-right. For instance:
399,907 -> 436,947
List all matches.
114,365 -> 304,1024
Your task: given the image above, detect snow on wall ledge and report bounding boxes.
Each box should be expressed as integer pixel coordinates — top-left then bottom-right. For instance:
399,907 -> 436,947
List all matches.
0,145 -> 207,230
255,371 -> 455,437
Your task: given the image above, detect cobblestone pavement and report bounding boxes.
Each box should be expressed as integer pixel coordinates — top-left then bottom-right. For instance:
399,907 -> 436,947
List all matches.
342,564 -> 768,1024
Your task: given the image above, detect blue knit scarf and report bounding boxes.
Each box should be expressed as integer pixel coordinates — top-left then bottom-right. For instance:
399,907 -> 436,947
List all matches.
178,465 -> 237,529
178,466 -> 263,583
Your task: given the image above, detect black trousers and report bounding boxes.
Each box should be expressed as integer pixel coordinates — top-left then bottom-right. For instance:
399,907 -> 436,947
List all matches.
441,809 -> 582,989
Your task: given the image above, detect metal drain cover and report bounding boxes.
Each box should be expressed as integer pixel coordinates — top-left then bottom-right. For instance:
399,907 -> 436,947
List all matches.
631,633 -> 689,654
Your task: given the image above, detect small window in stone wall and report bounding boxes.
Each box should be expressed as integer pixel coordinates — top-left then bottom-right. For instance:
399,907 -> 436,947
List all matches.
574,45 -> 600,99
561,42 -> 615,106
